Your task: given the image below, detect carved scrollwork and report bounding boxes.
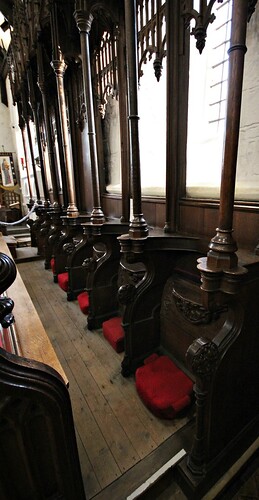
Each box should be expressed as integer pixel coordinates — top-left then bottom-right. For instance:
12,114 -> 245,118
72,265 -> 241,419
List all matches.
82,257 -> 97,272
173,285 -> 227,325
172,288 -> 225,325
118,284 -> 136,305
0,297 -> 14,327
63,242 -> 75,254
0,253 -> 17,295
188,338 -> 219,379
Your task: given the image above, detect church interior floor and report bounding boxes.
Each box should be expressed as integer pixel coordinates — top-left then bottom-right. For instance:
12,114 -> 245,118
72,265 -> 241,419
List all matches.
17,259 -> 259,500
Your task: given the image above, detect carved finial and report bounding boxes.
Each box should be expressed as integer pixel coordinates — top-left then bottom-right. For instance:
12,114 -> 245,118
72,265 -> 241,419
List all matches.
183,1 -> 223,54
153,57 -> 163,81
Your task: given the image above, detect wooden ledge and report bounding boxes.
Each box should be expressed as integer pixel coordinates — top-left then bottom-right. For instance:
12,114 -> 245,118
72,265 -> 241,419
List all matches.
0,233 -> 68,386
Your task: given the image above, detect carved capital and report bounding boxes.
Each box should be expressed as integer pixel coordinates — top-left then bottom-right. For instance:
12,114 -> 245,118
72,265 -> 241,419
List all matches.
128,214 -> 149,241
74,10 -> 93,34
51,59 -> 67,78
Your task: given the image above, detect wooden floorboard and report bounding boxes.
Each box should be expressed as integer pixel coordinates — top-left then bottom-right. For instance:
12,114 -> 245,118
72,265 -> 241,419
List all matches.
18,259 -> 193,499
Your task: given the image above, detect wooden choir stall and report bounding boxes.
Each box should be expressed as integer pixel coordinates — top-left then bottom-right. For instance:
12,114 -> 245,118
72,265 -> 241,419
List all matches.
1,0 -> 259,498
0,236 -> 86,499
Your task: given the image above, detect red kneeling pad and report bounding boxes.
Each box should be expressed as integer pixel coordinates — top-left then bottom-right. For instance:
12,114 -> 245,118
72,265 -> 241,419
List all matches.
77,291 -> 89,315
102,317 -> 124,353
50,257 -> 56,273
135,354 -> 193,419
57,272 -> 69,292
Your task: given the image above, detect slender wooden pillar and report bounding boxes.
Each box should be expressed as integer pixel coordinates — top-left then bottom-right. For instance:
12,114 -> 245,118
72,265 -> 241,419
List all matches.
201,1 -> 249,272
124,0 -> 148,239
165,0 -> 180,232
50,2 -> 79,217
37,44 -> 59,205
74,5 -> 105,224
21,86 -> 41,202
27,67 -> 49,202
116,15 -> 131,223
17,102 -> 33,203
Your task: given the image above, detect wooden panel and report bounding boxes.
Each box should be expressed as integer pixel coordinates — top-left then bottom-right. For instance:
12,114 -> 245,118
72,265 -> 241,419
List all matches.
179,201 -> 259,250
142,198 -> 166,228
101,194 -> 123,219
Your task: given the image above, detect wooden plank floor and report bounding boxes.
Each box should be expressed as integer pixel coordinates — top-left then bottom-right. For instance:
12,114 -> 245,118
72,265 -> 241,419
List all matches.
18,259 -> 193,499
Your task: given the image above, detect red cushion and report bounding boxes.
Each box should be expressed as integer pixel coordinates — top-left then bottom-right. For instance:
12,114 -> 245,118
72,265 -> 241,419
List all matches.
135,355 -> 193,419
102,317 -> 124,353
57,272 -> 69,292
0,328 -> 13,352
77,292 -> 89,315
50,257 -> 56,273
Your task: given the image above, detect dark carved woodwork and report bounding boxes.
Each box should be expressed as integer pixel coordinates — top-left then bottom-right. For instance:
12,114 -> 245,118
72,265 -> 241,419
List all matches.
29,204 -> 51,257
0,348 -> 86,500
119,231 -> 202,376
21,83 -> 42,202
0,240 -> 86,499
50,1 -> 79,217
37,42 -> 60,204
65,225 -> 97,301
0,252 -> 16,328
44,206 -> 66,269
202,1 -> 250,272
177,260 -> 259,497
124,0 -> 148,239
17,101 -> 34,203
83,220 -> 129,329
0,252 -> 17,295
74,4 -> 105,224
51,214 -> 90,281
137,0 -> 167,81
183,0 -> 224,54
27,66 -> 49,203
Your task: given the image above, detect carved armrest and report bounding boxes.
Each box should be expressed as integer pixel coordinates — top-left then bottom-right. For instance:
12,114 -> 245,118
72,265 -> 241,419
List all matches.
63,242 -> 76,254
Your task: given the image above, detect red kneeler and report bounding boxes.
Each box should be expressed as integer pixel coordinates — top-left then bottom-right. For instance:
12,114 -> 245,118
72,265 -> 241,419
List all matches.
102,317 -> 124,353
135,354 -> 193,419
50,257 -> 56,274
77,292 -> 89,315
57,272 -> 69,292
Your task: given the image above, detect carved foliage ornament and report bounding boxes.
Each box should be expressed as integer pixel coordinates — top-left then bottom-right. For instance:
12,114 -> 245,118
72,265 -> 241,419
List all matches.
172,287 -> 226,325
189,339 -> 220,378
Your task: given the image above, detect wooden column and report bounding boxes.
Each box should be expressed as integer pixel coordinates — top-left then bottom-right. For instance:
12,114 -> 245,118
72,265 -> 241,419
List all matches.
74,5 -> 105,224
27,67 -> 49,202
21,86 -> 41,202
205,1 -> 249,271
37,44 -> 59,205
18,105 -> 33,203
165,0 -> 180,232
50,2 -> 79,217
116,14 -> 130,223
124,0 -> 148,239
